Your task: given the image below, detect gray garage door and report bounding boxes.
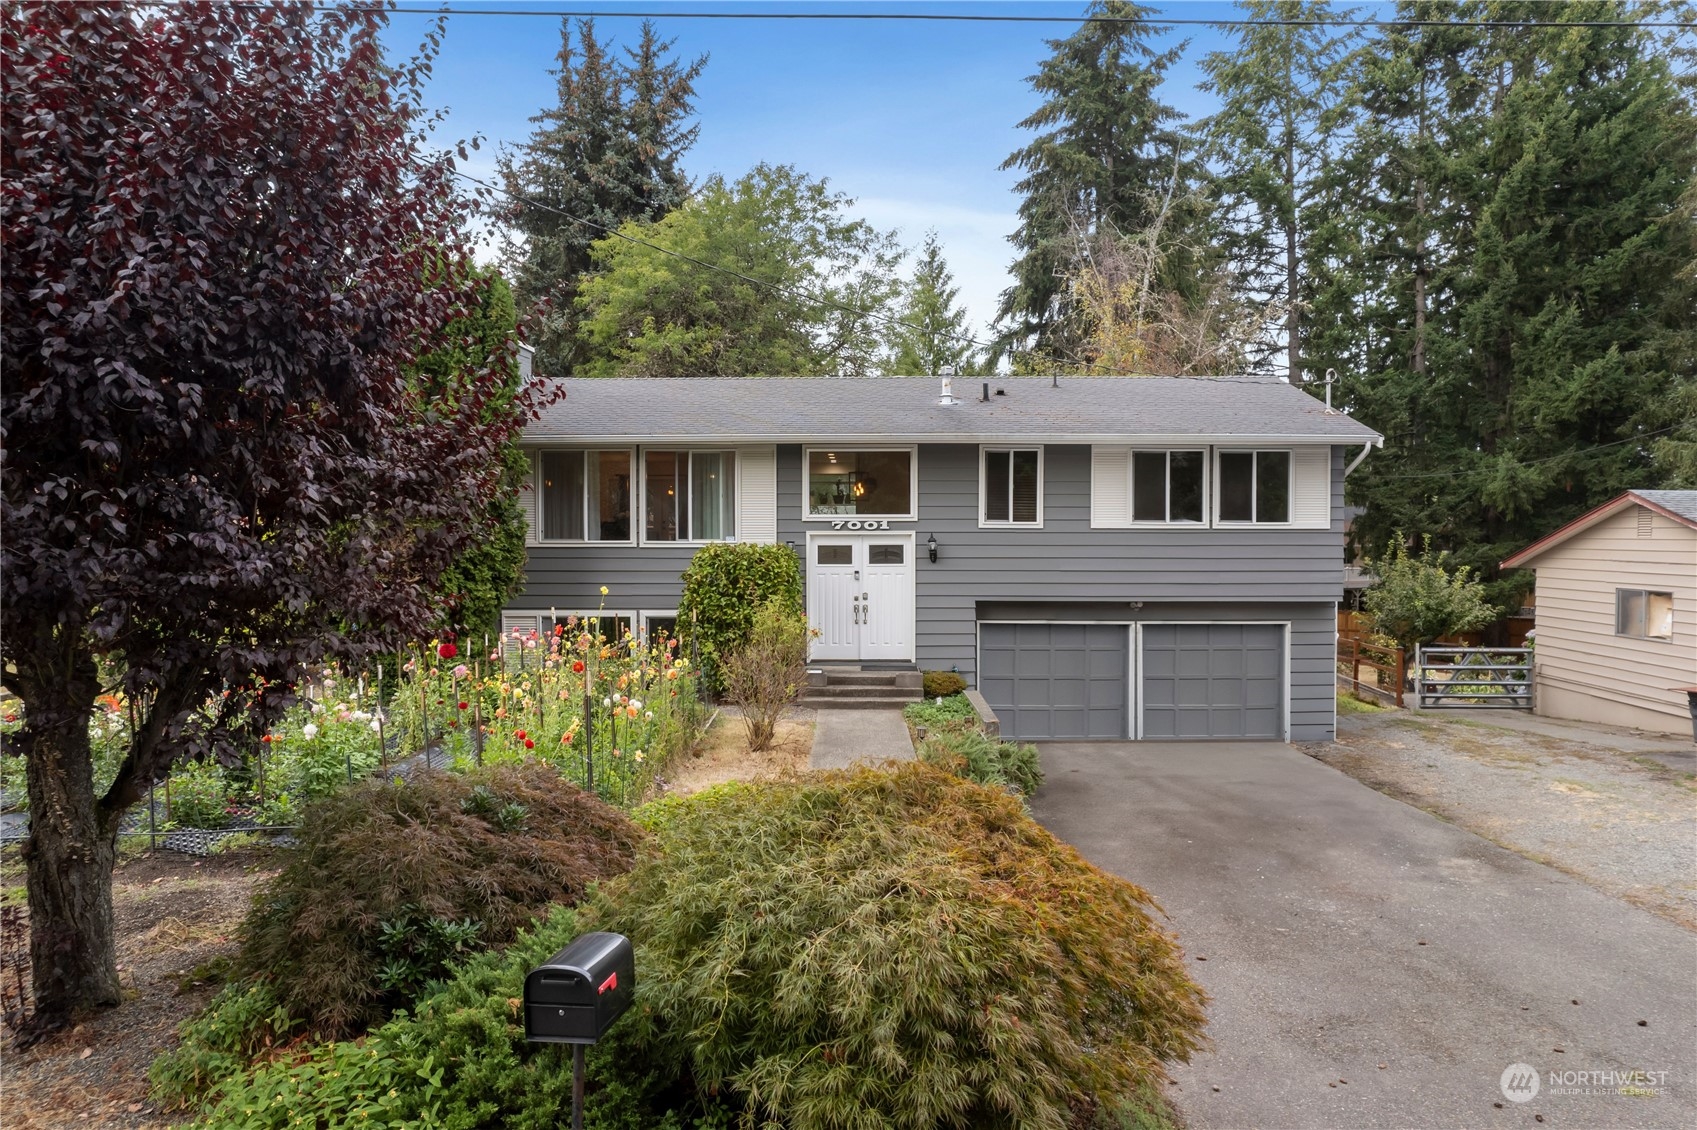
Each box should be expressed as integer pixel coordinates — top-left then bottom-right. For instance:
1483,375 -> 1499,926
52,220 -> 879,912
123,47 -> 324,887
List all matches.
979,623 -> 1128,740
1141,624 -> 1284,739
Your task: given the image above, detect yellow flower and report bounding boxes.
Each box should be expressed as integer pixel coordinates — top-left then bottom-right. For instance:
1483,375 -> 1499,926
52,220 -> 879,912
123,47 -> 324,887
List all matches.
599,585 -> 609,596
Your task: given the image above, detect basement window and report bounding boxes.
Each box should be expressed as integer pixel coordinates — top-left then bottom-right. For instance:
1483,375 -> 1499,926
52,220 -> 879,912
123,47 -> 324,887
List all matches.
1616,589 -> 1674,640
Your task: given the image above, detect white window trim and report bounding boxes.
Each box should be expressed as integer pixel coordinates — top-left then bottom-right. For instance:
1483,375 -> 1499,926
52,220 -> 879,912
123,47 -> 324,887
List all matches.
801,445 -> 919,523
531,447 -> 638,546
1126,447 -> 1210,527
637,448 -> 741,548
639,609 -> 680,641
1212,448 -> 1295,527
500,609 -> 638,656
978,445 -> 1045,529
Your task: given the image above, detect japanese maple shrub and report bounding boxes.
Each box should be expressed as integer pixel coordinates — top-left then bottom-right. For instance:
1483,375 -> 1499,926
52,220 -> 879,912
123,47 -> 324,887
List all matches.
2,3 -> 540,1029
234,762 -> 642,1038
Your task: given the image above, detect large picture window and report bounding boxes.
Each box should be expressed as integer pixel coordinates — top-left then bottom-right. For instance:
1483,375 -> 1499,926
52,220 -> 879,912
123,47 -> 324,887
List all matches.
538,450 -> 632,542
1217,450 -> 1291,524
644,450 -> 736,542
806,449 -> 914,518
982,448 -> 1041,525
1132,450 -> 1204,523
1616,589 -> 1674,640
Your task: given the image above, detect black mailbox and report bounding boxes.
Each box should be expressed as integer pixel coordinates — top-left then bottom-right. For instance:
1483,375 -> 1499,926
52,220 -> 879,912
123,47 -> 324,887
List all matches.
523,931 -> 635,1045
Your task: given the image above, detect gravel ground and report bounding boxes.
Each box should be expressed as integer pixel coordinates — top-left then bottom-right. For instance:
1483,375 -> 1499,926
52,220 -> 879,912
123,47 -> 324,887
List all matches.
1306,710 -> 1697,930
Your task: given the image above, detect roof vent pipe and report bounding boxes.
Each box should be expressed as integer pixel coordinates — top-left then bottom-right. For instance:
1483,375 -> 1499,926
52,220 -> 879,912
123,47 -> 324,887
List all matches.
939,370 -> 956,405
982,382 -> 990,402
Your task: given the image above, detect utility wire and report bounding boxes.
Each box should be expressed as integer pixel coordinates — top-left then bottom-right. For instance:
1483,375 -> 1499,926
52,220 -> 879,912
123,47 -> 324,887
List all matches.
367,6 -> 1696,30
453,167 -> 1164,378
1362,425 -> 1681,483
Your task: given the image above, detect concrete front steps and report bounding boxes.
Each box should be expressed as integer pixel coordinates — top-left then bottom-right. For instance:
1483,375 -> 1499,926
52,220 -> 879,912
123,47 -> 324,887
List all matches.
801,665 -> 922,710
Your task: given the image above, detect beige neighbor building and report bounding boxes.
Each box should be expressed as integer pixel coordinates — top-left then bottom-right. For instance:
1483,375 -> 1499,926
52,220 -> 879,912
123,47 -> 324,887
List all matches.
1502,490 -> 1697,736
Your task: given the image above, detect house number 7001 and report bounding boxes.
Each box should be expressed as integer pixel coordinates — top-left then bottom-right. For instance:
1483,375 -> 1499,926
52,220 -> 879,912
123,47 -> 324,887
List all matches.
830,519 -> 891,530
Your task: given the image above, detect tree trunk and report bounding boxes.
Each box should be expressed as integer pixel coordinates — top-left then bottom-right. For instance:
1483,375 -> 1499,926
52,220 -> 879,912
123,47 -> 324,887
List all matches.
1412,73 -> 1429,377
1285,114 -> 1301,385
14,627 -> 121,1032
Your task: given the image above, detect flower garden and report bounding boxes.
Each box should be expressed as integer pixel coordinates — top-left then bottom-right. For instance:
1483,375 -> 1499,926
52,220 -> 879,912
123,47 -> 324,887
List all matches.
0,606 -> 703,833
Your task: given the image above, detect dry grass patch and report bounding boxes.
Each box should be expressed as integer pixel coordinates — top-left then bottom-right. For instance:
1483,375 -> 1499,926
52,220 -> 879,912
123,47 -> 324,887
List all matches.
662,711 -> 812,797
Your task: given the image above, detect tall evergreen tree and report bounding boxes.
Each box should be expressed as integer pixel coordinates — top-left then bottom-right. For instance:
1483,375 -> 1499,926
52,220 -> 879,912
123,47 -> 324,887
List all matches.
997,0 -> 1194,359
1197,0 -> 1356,380
1314,1 -> 1697,605
498,18 -> 704,375
885,232 -> 981,375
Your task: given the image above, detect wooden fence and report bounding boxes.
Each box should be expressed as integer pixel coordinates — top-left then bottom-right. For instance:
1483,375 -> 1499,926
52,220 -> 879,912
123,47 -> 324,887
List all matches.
1337,635 -> 1406,708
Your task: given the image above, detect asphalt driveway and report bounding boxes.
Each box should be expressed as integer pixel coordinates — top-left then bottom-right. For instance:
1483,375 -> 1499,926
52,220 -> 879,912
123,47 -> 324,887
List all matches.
1031,741 -> 1697,1130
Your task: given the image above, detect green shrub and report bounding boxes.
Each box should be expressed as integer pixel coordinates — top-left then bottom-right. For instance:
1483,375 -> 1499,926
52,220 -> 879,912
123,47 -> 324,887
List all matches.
149,980 -> 300,1111
677,543 -> 803,694
588,763 -> 1208,1129
721,600 -> 812,751
902,692 -> 978,728
168,760 -> 231,829
181,907 -> 724,1129
918,726 -> 1044,797
921,670 -> 967,697
236,761 -> 643,1038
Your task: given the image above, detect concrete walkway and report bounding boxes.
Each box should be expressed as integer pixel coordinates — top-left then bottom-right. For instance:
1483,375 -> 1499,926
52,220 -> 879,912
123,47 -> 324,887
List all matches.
1031,740 -> 1697,1130
808,708 -> 915,770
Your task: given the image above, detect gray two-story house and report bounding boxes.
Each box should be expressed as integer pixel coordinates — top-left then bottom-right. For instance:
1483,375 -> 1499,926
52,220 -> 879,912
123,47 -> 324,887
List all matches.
501,375 -> 1381,743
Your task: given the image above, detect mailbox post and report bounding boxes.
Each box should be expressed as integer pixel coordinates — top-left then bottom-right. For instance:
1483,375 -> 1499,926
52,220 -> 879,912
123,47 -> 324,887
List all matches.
524,932 -> 635,1130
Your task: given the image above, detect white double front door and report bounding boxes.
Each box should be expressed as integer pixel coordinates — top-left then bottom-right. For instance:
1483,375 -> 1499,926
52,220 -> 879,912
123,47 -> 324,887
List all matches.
807,534 -> 915,662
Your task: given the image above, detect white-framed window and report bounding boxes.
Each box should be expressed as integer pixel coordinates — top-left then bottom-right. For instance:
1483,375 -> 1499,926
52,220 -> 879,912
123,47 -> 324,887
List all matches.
535,449 -> 635,543
980,447 -> 1043,526
640,610 -> 680,644
642,450 -> 737,543
804,447 -> 917,520
1215,450 -> 1292,524
1616,589 -> 1674,640
1130,449 -> 1206,524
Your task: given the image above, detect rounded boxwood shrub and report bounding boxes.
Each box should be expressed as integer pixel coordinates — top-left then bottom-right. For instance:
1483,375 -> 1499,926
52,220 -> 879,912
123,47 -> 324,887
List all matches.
235,761 -> 644,1037
595,764 -> 1207,1128
676,542 -> 803,693
921,670 -> 967,698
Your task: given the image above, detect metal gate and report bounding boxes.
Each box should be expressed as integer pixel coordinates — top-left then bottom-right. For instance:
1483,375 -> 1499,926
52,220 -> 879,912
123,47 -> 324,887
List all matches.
1415,646 -> 1531,709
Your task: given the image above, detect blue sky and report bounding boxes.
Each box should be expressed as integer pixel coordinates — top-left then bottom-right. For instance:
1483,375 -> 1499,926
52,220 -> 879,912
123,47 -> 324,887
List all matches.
379,2 -> 1341,343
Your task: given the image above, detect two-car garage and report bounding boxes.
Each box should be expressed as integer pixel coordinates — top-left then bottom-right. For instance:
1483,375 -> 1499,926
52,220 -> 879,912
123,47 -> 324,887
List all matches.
978,621 -> 1287,741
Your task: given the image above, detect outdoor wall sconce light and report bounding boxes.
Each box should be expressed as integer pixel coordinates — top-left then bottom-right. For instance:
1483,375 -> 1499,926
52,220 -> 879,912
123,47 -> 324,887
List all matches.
927,534 -> 939,563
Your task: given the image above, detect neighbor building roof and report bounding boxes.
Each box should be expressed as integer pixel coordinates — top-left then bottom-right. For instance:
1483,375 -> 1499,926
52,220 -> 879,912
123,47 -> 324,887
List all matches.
525,375 -> 1384,445
1501,489 -> 1697,568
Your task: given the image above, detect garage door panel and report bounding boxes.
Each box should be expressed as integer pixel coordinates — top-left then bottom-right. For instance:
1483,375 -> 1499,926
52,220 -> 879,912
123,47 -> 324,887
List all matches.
1141,623 -> 1284,740
980,623 -> 1128,741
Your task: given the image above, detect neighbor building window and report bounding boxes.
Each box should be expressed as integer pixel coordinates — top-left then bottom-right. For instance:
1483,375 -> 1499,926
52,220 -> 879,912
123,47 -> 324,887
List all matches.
1216,450 -> 1291,523
644,450 -> 736,542
538,450 -> 632,542
806,449 -> 915,518
1616,589 -> 1674,640
982,448 -> 1042,525
1132,450 -> 1205,523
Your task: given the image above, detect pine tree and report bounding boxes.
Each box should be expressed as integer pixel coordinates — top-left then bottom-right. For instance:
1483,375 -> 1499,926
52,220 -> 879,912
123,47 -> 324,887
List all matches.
1315,1 -> 1697,605
1196,0 -> 1356,379
885,232 -> 980,375
997,0 -> 1194,359
498,18 -> 704,375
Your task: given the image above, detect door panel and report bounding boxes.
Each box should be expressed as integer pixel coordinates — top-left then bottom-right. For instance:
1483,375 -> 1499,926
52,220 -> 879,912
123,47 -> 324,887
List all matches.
808,536 -> 913,662
1141,623 -> 1284,740
979,623 -> 1129,740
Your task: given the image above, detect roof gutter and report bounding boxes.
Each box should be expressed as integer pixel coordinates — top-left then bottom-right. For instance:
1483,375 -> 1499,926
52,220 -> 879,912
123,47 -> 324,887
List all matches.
1343,438 -> 1382,479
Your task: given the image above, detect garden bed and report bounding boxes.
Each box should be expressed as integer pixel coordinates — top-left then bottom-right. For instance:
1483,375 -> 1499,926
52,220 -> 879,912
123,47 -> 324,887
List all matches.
659,708 -> 813,796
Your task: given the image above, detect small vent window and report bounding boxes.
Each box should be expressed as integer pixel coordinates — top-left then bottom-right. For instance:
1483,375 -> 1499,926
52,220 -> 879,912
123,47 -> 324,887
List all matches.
1637,508 -> 1654,537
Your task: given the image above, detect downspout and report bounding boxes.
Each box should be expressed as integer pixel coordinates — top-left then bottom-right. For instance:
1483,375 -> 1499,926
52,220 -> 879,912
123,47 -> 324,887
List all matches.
1344,438 -> 1382,479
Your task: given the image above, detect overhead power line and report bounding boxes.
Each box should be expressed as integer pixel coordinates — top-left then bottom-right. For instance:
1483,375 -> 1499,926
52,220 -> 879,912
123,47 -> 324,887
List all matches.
453,167 -> 1168,378
371,6 -> 1696,30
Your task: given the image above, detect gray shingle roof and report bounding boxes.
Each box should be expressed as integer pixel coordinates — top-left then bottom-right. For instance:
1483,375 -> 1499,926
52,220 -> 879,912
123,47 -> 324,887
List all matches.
1634,490 -> 1697,526
526,376 -> 1382,444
